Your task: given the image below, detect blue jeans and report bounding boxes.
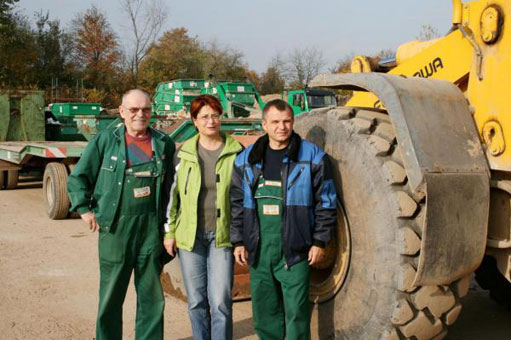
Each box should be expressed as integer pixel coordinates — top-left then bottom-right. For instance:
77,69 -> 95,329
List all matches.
178,231 -> 233,340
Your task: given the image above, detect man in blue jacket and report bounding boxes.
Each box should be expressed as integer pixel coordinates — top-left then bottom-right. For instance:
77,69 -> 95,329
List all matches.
230,99 -> 337,339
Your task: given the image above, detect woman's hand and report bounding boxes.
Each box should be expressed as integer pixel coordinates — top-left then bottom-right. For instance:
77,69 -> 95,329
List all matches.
164,238 -> 177,257
234,246 -> 248,266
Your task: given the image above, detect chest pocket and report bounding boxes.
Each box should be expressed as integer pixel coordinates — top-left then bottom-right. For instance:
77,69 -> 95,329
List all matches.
100,157 -> 118,172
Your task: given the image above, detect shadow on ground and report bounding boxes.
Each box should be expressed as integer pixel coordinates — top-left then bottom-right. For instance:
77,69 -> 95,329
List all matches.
178,317 -> 254,340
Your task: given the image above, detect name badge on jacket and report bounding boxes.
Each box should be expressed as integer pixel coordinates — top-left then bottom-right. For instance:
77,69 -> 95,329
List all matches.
134,186 -> 151,198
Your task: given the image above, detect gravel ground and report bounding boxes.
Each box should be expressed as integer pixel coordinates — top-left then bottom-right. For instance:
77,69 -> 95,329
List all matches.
0,180 -> 509,339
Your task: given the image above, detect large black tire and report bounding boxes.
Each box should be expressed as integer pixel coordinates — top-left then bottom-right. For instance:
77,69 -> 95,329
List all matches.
295,108 -> 471,340
43,162 -> 70,220
475,256 -> 511,310
5,170 -> 18,189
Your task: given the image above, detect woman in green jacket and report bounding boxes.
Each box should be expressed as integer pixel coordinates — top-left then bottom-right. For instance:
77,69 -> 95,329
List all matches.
163,95 -> 242,340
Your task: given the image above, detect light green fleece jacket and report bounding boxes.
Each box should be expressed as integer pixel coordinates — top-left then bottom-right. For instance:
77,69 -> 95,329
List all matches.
163,133 -> 242,250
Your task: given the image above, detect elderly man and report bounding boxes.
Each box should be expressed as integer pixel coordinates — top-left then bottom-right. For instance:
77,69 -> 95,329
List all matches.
67,89 -> 175,340
230,99 -> 337,339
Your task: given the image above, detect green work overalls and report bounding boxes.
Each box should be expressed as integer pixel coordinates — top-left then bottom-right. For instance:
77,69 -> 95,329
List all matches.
96,157 -> 165,340
250,176 -> 311,340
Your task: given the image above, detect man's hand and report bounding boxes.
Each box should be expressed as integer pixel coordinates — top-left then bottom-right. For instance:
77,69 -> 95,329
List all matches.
234,246 -> 248,266
164,238 -> 177,257
308,246 -> 325,266
80,211 -> 99,232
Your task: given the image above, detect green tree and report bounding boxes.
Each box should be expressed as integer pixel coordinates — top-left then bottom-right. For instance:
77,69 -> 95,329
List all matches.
0,0 -> 18,27
33,12 -> 75,90
0,5 -> 37,87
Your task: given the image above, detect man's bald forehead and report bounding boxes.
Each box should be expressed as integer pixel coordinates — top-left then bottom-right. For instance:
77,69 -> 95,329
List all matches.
122,89 -> 150,105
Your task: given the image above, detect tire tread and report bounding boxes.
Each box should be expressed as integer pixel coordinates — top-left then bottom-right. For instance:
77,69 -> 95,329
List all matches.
333,108 -> 466,340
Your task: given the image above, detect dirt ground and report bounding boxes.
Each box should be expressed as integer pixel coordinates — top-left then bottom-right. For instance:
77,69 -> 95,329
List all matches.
0,180 -> 510,340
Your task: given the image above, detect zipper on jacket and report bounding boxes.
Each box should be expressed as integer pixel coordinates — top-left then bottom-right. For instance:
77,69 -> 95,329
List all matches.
288,167 -> 304,189
184,167 -> 192,195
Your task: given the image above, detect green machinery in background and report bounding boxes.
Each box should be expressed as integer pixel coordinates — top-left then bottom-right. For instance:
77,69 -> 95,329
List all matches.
153,79 -> 205,116
0,90 -> 46,142
202,80 -> 265,118
46,102 -> 103,141
284,87 -> 337,116
153,78 -> 265,118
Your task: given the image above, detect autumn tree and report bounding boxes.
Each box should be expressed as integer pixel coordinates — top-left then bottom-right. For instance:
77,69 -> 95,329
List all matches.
259,66 -> 285,95
246,70 -> 260,90
120,0 -> 167,87
71,6 -> 122,98
138,27 -> 204,91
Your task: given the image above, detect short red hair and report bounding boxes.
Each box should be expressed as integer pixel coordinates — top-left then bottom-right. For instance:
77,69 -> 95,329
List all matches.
190,95 -> 223,120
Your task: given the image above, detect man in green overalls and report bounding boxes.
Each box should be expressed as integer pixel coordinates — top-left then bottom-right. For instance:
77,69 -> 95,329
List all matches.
67,89 -> 175,340
230,99 -> 338,339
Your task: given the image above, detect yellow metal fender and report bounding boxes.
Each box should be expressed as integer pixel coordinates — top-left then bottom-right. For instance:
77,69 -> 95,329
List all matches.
310,72 -> 490,286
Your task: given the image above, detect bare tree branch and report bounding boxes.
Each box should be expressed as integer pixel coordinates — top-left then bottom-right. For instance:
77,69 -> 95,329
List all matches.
120,0 -> 167,86
282,47 -> 325,87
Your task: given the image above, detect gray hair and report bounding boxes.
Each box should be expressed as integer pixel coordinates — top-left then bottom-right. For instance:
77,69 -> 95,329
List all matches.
121,89 -> 151,105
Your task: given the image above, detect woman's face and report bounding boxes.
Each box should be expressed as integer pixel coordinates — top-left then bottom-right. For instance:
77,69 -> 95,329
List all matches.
194,105 -> 221,137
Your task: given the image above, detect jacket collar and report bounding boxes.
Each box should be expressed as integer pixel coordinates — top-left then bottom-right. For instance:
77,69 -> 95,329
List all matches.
113,123 -> 166,141
178,132 -> 243,162
248,131 -> 301,164
113,123 -> 167,160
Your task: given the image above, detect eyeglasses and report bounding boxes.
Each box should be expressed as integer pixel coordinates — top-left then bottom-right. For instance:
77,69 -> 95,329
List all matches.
197,113 -> 221,122
123,106 -> 152,115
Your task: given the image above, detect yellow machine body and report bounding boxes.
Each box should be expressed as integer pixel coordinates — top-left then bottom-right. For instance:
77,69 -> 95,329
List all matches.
348,0 -> 511,172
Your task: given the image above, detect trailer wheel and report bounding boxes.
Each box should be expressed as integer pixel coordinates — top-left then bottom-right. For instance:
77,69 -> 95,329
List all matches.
475,256 -> 511,310
0,171 -> 5,189
5,170 -> 18,189
43,162 -> 70,220
295,108 -> 470,340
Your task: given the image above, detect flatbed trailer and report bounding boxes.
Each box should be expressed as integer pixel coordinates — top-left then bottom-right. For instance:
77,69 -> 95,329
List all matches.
0,140 -> 88,219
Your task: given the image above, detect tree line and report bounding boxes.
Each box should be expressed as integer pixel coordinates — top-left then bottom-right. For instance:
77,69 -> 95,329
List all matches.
0,0 -> 330,107
0,0 -> 439,108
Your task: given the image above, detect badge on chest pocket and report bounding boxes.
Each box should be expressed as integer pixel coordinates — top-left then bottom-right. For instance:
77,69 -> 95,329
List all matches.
263,204 -> 279,215
134,186 -> 151,198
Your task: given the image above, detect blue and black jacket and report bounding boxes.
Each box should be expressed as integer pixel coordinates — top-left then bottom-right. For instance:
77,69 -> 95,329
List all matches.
230,132 -> 337,268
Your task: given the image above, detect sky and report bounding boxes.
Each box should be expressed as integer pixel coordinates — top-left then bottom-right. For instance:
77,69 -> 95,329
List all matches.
18,0 -> 452,73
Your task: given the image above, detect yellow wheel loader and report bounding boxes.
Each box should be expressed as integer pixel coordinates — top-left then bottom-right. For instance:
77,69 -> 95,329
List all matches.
296,1 -> 511,339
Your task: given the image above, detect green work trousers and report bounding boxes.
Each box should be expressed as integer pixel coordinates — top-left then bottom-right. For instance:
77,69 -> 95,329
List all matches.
250,178 -> 311,340
96,160 -> 165,340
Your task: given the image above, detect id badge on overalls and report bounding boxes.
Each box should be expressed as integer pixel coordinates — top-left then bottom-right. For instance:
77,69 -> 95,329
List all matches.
134,186 -> 151,198
257,179 -> 283,216
263,204 -> 279,215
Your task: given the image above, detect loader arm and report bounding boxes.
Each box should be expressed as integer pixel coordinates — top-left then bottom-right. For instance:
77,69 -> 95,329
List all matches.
347,28 -> 474,110
348,0 -> 511,173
